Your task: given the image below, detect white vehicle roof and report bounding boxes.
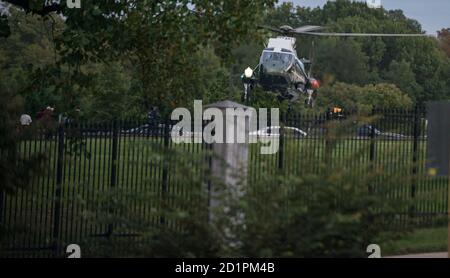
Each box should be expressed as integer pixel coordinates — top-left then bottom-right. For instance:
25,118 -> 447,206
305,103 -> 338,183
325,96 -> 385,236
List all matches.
250,126 -> 307,136
266,37 -> 297,54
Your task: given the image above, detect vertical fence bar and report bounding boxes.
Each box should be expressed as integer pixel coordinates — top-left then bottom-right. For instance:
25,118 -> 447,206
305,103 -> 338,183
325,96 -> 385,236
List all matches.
160,120 -> 170,225
0,189 -> 3,227
0,141 -> 4,226
369,110 -> 376,163
369,109 -> 376,195
411,106 -> 420,216
107,122 -> 119,236
324,109 -> 332,165
205,128 -> 213,223
52,123 -> 64,257
278,112 -> 285,171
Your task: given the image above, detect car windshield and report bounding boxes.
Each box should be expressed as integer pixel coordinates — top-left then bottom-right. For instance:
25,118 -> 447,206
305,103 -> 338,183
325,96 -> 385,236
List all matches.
260,51 -> 294,72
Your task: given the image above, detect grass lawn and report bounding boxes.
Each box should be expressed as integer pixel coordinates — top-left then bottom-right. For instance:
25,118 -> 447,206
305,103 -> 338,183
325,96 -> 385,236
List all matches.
381,227 -> 448,256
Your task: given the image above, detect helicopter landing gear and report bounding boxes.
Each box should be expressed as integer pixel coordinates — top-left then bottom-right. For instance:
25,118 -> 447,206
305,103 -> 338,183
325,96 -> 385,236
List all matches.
305,89 -> 316,108
242,83 -> 253,104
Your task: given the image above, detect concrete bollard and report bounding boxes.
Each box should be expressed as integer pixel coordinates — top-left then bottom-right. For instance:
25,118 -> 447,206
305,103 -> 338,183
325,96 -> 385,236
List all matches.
203,100 -> 254,231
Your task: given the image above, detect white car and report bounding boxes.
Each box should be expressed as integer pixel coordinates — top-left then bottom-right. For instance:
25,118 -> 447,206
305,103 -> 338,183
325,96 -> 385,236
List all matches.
249,126 -> 307,138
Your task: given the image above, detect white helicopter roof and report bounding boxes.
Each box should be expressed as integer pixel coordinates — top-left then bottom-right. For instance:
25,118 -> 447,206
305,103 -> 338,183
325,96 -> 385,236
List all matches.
266,36 -> 297,53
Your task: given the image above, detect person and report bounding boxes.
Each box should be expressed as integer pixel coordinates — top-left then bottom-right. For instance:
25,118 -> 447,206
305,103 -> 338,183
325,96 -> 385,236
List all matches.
147,107 -> 160,136
37,106 -> 56,139
20,114 -> 32,126
37,106 -> 54,120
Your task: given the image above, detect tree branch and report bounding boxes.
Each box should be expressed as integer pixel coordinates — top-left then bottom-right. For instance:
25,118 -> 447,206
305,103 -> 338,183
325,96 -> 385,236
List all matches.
3,0 -> 63,16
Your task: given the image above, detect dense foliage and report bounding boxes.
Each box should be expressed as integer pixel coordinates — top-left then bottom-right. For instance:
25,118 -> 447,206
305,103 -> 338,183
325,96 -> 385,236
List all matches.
438,28 -> 450,57
260,1 -> 450,105
0,0 -> 449,256
316,82 -> 413,112
1,0 -> 449,117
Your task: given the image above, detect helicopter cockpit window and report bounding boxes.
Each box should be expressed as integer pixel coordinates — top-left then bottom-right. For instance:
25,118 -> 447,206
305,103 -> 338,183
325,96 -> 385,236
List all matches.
260,51 -> 294,72
295,59 -> 306,74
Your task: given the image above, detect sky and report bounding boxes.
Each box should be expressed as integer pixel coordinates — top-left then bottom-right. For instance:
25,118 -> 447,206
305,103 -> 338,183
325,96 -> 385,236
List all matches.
288,0 -> 450,35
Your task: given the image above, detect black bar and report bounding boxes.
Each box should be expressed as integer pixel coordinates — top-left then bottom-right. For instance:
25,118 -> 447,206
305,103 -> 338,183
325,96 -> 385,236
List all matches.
52,123 -> 64,256
0,189 -> 3,225
410,106 -> 420,217
369,109 -> 376,194
324,109 -> 332,165
369,110 -> 376,163
278,112 -> 285,171
107,122 -> 119,236
5,259 -> 450,276
160,120 -> 170,225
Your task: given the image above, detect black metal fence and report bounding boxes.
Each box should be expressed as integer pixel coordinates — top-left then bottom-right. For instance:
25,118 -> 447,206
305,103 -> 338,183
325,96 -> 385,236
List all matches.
0,107 -> 448,257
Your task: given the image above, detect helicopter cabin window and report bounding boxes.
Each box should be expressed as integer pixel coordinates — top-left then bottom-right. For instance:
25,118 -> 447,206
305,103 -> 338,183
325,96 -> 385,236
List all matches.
295,59 -> 306,75
260,51 -> 294,72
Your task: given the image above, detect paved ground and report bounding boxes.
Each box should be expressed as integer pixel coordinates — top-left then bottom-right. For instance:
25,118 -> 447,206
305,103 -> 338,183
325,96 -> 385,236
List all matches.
386,252 -> 448,258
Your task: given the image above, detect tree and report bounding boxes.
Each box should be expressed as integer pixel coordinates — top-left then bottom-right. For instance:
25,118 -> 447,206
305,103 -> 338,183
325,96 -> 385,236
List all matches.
260,0 -> 450,104
2,0 -> 277,116
316,82 -> 413,112
0,6 -> 52,191
78,62 -> 142,122
1,0 -> 61,16
0,14 -> 10,37
62,1 -> 276,113
0,7 -> 61,114
264,2 -> 302,28
315,38 -> 370,85
383,60 -> 423,102
438,28 -> 450,57
0,91 -> 46,242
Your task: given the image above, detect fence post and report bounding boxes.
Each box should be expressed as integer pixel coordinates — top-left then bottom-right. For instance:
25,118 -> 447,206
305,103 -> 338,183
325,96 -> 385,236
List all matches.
324,108 -> 332,165
410,105 -> 420,216
369,109 -> 376,163
107,122 -> 119,236
0,190 -> 3,226
369,109 -> 376,194
160,120 -> 170,225
0,148 -> 4,225
204,101 -> 251,225
0,149 -> 4,223
52,123 -> 64,257
278,112 -> 285,171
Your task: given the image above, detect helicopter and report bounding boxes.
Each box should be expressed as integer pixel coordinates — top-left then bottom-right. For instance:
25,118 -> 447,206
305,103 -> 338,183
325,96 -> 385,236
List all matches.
241,25 -> 426,107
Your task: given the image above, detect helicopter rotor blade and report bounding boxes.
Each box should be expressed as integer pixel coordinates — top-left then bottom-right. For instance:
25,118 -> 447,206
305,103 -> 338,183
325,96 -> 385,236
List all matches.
294,25 -> 324,33
257,25 -> 284,34
294,31 -> 428,37
259,24 -> 427,37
